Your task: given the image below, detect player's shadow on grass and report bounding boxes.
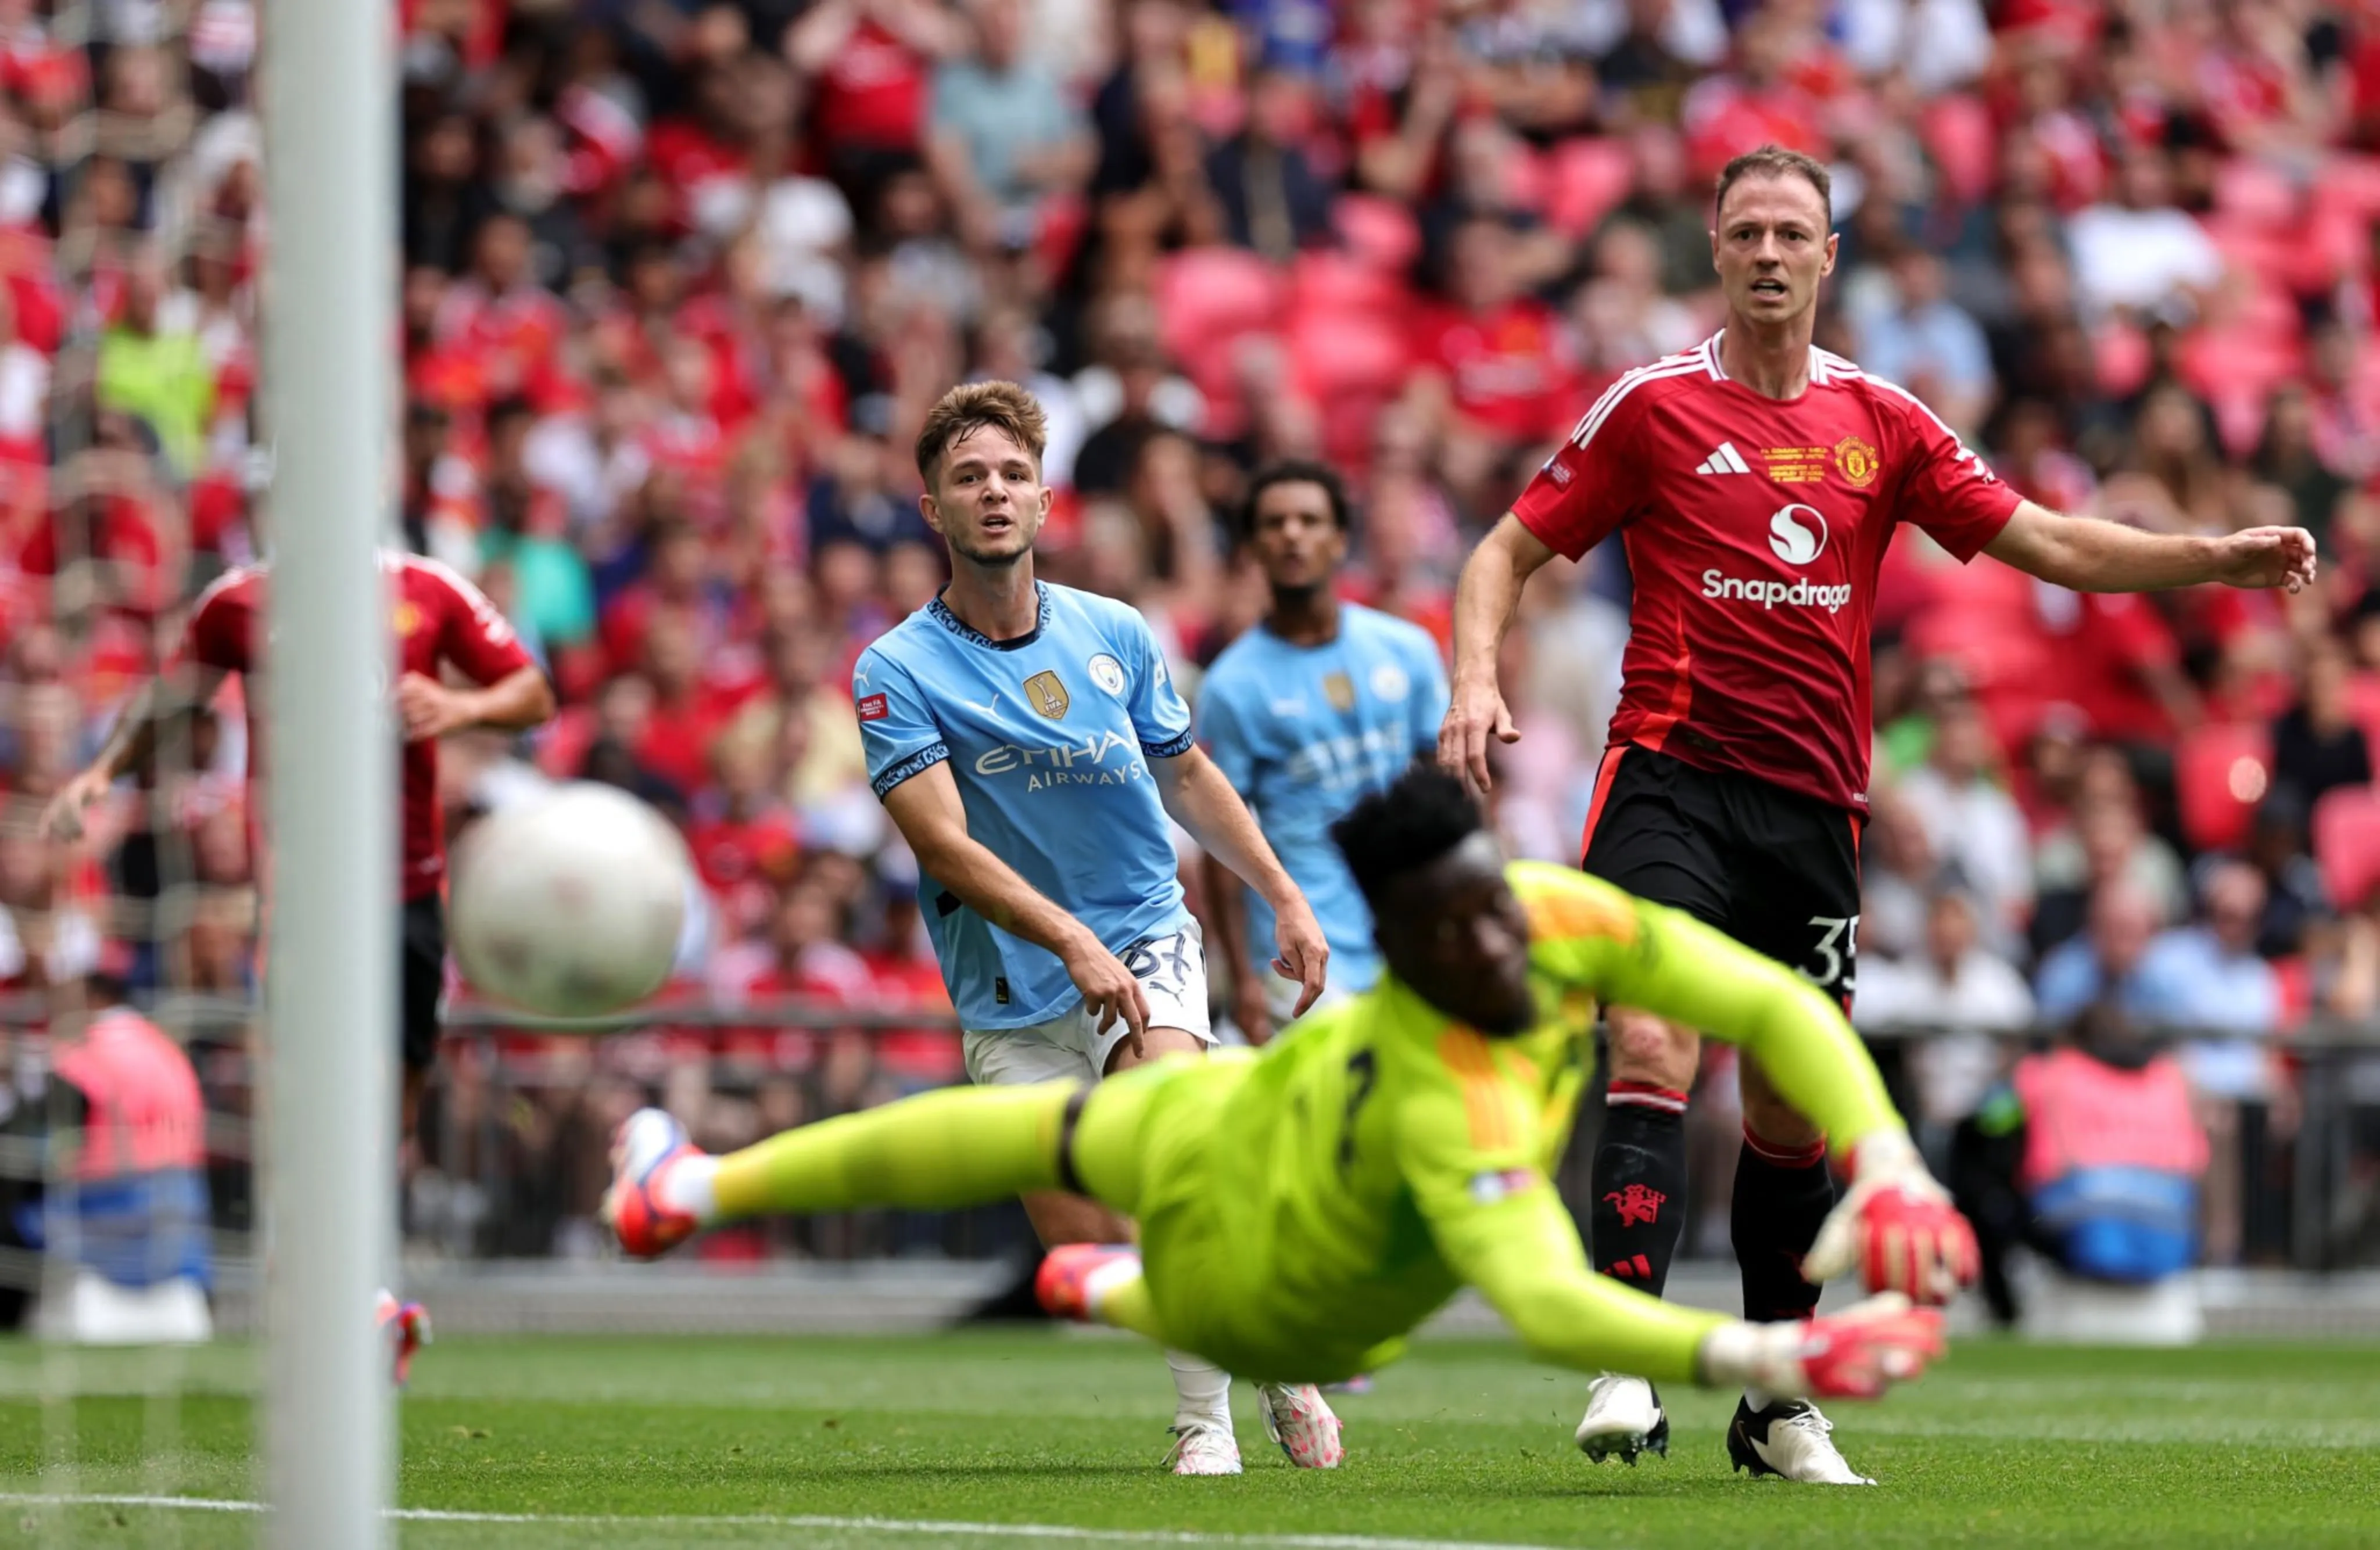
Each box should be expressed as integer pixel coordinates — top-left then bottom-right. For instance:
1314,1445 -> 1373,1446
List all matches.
786,1461 -> 1153,1482
1493,1474 -> 1765,1501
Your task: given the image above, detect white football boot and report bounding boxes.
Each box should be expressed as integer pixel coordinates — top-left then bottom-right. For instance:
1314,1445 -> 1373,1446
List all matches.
1726,1397 -> 1876,1484
1575,1373 -> 1668,1463
1256,1383 -> 1345,1468
1163,1420 -> 1243,1475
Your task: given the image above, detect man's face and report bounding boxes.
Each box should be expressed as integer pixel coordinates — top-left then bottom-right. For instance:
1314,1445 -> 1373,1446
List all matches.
1249,479 -> 1345,596
922,423 -> 1049,568
1375,835 -> 1538,1036
1711,174 -> 1836,330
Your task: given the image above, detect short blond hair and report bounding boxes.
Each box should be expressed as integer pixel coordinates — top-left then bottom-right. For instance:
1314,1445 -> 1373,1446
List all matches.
915,380 -> 1048,485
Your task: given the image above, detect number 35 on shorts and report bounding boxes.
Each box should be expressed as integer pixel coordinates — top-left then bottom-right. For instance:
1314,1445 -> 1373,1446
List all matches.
1799,914 -> 1859,1003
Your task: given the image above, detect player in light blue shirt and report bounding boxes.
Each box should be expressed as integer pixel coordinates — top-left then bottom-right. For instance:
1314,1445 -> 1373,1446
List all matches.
1196,462 -> 1449,1040
854,381 -> 1339,1474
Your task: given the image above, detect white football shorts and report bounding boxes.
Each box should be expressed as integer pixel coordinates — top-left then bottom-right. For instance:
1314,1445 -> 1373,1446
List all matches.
963,921 -> 1214,1087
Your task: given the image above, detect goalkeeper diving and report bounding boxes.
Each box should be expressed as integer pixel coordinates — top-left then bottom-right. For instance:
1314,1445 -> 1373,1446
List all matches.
605,766 -> 1976,1419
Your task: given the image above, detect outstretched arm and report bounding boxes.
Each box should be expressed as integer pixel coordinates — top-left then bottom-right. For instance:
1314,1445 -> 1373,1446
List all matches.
1593,898 -> 1902,1153
1515,866 -> 1977,1301
1983,500 -> 2317,594
44,666 -> 226,842
1421,1138 -> 1944,1399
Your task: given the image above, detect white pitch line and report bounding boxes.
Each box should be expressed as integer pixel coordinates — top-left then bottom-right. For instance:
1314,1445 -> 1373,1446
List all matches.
0,1493 -> 1569,1550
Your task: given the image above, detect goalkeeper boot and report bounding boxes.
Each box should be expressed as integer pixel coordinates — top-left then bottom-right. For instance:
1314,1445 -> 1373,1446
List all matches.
374,1289 -> 429,1388
1576,1373 -> 1668,1463
1034,1243 -> 1141,1323
1163,1420 -> 1243,1476
1727,1397 -> 1875,1485
604,1107 -> 705,1260
1256,1382 -> 1345,1469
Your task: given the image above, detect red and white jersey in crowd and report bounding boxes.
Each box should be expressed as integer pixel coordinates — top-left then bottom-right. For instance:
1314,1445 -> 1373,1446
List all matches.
1511,333 -> 2023,812
168,551 -> 537,899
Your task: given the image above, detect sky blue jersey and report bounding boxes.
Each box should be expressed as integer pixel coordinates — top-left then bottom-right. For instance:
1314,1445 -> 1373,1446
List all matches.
1195,602 -> 1447,993
856,583 -> 1195,1029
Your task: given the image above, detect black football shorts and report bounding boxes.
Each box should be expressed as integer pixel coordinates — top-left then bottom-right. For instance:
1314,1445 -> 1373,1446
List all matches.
1579,743 -> 1865,1010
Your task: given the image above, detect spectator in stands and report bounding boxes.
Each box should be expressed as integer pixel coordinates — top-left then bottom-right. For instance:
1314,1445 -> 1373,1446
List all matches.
1856,884 -> 2034,1153
2252,383 -> 2352,554
927,0 -> 1094,255
2035,878 -> 2192,1029
2271,637 -> 2373,810
2064,148 -> 2224,324
1894,698 -> 2035,948
1857,786 -> 1939,964
1205,63 -> 1335,261
1848,243 -> 1995,439
96,247 -> 211,476
787,0 -> 963,188
2145,859 -> 2284,1074
2234,790 -> 2334,960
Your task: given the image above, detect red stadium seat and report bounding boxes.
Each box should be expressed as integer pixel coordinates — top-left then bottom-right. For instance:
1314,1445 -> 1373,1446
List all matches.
1333,194 -> 1420,274
1289,249 -> 1407,318
2092,321 -> 2151,396
1156,247 -> 1287,439
2175,722 -> 2274,853
1920,94 -> 1997,206
1544,137 -> 1634,238
1288,308 -> 1410,402
2314,785 -> 2380,912
2213,159 -> 2300,229
535,704 -> 600,780
2324,153 -> 2380,218
1154,247 -> 1284,368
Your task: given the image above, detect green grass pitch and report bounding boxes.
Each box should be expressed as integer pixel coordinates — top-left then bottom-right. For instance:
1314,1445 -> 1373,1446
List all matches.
1,1330 -> 2376,1547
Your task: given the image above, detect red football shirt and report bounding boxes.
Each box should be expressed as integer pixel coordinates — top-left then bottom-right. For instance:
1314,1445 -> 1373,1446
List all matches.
171,552 -> 537,899
1511,333 -> 2022,812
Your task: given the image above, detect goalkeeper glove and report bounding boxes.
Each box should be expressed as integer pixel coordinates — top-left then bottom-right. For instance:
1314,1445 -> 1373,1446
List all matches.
1803,1128 -> 1980,1305
1697,1293 -> 1945,1401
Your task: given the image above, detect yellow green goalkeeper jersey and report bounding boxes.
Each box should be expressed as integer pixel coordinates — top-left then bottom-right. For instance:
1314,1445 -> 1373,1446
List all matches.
1088,860 -> 1902,1386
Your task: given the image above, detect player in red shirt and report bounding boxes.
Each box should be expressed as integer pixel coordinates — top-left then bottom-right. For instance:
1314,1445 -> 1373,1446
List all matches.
1440,146 -> 2315,1484
43,551 -> 556,1143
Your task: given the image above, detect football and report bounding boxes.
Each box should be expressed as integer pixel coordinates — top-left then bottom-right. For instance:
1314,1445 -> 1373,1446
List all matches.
449,781 -> 692,1018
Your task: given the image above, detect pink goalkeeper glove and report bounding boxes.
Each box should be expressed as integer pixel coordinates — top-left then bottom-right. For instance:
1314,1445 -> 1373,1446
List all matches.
1802,1129 -> 1980,1305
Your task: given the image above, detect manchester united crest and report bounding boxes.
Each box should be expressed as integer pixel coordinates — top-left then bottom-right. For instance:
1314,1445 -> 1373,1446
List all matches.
1832,435 -> 1881,489
392,600 -> 424,637
1023,670 -> 1070,719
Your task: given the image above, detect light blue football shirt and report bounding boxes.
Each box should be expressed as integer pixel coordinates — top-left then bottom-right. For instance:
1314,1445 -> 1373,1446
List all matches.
1195,602 -> 1449,995
856,582 -> 1195,1029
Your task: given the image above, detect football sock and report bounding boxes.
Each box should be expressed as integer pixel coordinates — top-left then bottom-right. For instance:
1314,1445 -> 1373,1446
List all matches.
711,1085 -> 1067,1220
1731,1125 -> 1835,1337
1078,1251 -> 1170,1342
1166,1348 -> 1234,1431
1589,1084 -> 1690,1297
655,1153 -> 718,1222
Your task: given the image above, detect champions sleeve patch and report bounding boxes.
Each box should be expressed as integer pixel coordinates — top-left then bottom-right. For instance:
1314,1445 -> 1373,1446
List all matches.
1467,1167 -> 1542,1205
857,694 -> 890,722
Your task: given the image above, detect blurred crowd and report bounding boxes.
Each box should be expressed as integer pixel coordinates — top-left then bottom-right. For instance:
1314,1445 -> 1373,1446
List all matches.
2,0 -> 2380,1260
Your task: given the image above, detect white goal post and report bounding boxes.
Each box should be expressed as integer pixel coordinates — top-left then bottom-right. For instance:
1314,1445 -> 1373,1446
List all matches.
259,0 -> 396,1542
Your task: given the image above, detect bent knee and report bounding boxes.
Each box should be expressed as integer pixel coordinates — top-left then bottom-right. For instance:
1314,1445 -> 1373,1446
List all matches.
1604,1009 -> 1700,1089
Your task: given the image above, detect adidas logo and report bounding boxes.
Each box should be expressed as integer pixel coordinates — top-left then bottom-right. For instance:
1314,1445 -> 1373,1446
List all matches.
1696,442 -> 1753,475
